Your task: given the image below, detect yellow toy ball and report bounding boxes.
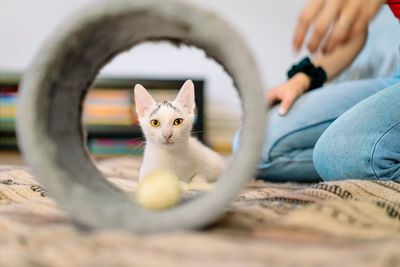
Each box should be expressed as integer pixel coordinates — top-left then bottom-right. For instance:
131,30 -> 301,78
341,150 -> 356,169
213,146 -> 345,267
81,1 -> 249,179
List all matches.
135,170 -> 182,211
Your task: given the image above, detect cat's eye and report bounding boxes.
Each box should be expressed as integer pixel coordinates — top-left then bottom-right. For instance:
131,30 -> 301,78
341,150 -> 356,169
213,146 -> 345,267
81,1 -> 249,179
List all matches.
173,118 -> 184,126
150,119 -> 160,127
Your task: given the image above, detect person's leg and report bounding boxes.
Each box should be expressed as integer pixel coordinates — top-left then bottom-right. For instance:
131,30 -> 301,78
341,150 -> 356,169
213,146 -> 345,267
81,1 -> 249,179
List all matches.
313,82 -> 400,181
233,77 -> 400,182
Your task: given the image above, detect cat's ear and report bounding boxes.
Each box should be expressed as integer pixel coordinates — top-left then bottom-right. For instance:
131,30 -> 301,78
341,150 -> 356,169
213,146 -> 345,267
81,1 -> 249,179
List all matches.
174,80 -> 195,113
134,84 -> 156,117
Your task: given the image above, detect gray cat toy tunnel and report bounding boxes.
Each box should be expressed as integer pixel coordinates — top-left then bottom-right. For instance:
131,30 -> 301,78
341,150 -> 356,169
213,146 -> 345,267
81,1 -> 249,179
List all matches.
17,0 -> 266,233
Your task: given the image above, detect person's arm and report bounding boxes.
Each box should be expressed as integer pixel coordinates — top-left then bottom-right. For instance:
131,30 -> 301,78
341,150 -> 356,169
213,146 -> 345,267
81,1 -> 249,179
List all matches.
311,29 -> 368,80
267,29 -> 367,116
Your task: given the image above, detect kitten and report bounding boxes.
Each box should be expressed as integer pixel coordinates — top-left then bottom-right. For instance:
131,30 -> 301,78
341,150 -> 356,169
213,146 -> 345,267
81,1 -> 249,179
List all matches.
134,80 -> 226,182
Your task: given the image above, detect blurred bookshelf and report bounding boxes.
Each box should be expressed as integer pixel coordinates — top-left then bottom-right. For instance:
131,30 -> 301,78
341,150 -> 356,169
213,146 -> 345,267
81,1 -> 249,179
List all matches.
0,72 -> 204,157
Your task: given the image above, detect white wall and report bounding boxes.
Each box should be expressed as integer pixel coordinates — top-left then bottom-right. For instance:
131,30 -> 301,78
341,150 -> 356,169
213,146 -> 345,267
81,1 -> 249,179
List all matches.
0,0 -> 398,144
0,0 -> 306,113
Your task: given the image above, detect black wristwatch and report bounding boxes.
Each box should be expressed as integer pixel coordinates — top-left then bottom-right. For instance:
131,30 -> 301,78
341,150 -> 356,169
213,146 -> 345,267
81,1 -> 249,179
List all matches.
287,57 -> 327,90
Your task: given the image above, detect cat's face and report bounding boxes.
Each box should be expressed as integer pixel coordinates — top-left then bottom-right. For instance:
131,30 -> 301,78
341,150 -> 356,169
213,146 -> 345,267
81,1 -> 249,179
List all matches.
134,80 -> 195,147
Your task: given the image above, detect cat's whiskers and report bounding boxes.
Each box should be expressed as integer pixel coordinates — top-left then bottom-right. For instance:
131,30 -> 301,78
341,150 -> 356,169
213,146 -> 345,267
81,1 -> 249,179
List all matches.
128,141 -> 146,156
128,136 -> 146,141
190,130 -> 204,136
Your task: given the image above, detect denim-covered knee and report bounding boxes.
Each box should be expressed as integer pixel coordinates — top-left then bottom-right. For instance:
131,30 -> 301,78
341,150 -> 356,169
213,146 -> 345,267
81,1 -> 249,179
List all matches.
312,123 -> 362,181
313,134 -> 340,180
371,123 -> 400,180
314,82 -> 400,181
314,126 -> 400,181
313,125 -> 376,181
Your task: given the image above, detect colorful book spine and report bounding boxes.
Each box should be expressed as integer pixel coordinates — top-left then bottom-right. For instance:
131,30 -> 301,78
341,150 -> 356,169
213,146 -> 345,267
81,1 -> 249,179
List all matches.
83,89 -> 135,126
0,90 -> 18,131
88,138 -> 145,156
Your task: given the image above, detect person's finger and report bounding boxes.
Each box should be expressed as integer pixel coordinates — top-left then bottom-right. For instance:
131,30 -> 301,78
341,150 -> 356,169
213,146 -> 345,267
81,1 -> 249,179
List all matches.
266,89 -> 281,105
321,0 -> 360,53
347,2 -> 382,39
278,93 -> 297,116
293,0 -> 325,52
306,0 -> 342,53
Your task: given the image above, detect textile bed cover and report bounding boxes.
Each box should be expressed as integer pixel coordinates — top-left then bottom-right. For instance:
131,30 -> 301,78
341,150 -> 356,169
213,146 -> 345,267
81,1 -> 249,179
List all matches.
0,157 -> 399,267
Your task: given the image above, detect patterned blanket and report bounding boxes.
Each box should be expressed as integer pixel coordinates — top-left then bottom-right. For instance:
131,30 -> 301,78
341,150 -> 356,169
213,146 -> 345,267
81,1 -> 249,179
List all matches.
0,157 -> 399,267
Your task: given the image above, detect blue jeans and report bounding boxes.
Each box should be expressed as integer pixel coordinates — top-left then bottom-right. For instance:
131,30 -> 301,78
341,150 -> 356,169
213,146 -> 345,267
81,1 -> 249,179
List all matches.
233,74 -> 400,182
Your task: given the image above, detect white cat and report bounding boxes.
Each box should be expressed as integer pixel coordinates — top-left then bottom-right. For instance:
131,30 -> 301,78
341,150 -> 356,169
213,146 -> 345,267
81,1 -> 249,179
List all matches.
134,80 -> 226,182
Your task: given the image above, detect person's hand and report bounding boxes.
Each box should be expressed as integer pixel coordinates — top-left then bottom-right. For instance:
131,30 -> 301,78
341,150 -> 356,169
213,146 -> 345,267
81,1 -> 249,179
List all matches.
293,0 -> 385,54
266,73 -> 311,116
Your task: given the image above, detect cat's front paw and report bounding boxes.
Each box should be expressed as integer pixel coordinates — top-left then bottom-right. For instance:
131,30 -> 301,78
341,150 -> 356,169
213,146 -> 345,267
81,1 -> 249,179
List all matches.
180,177 -> 214,192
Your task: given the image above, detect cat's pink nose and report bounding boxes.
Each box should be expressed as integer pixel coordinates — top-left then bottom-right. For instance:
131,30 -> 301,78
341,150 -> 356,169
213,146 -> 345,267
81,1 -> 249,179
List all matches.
162,132 -> 172,140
